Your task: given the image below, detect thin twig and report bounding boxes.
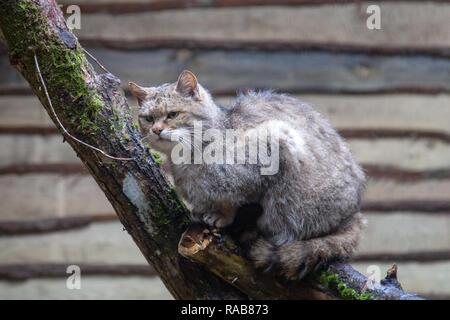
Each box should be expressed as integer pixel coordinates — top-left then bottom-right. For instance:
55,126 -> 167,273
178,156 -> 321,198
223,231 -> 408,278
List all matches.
34,54 -> 134,161
83,48 -> 110,74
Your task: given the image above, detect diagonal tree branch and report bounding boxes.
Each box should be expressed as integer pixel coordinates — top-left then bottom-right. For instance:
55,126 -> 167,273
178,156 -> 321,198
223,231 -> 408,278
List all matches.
0,0 -> 423,300
178,224 -> 422,300
0,0 -> 244,300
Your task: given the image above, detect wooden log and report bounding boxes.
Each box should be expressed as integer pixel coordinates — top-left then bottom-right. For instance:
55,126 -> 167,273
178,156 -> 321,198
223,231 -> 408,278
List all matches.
0,0 -> 246,299
0,264 -> 447,299
0,127 -> 57,134
0,0 -> 431,300
0,95 -> 54,127
340,129 -> 450,143
0,221 -> 148,265
0,163 -> 87,175
365,179 -> 450,201
65,2 -> 450,49
55,0 -> 450,15
0,276 -> 172,299
58,0 -> 450,9
2,162 -> 450,182
1,172 -> 450,220
0,213 -> 447,265
1,134 -> 449,170
349,138 -> 450,171
353,251 -> 450,263
362,200 -> 450,212
0,174 -> 114,220
178,224 -> 422,299
0,263 -> 156,280
78,38 -> 450,58
277,94 -> 450,134
359,212 -> 450,254
352,261 -> 450,298
0,135 -> 79,167
3,47 -> 450,94
2,94 -> 450,134
0,215 -> 116,235
363,165 -> 450,181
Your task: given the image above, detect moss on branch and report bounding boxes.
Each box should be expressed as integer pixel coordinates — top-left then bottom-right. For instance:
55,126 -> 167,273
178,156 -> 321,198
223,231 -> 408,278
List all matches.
0,0 -> 424,300
178,224 -> 423,300
0,0 -> 246,300
0,0 -> 128,140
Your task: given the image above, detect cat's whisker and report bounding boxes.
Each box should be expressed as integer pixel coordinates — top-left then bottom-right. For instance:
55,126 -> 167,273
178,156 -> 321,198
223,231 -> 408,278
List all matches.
180,136 -> 202,153
130,70 -> 366,284
139,133 -> 153,142
177,137 -> 198,154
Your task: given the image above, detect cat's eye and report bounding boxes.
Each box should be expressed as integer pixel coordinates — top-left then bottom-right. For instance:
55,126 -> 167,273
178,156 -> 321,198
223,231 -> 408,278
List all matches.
167,112 -> 179,120
146,115 -> 154,123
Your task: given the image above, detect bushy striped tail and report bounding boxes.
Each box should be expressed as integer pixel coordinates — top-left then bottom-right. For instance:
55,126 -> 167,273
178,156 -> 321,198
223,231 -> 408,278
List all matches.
249,212 -> 366,280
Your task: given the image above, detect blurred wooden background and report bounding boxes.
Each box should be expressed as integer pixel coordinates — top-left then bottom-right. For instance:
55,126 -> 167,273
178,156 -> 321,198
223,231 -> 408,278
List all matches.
0,0 -> 449,299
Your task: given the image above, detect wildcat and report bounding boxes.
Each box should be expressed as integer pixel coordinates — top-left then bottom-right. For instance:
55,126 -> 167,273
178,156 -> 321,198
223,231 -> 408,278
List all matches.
130,70 -> 366,280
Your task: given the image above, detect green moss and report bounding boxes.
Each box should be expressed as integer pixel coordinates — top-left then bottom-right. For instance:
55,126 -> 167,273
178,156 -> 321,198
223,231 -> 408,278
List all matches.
357,292 -> 376,300
319,273 -> 339,288
167,186 -> 188,214
317,271 -> 376,300
0,0 -> 120,139
0,0 -> 198,270
46,50 -> 105,136
148,195 -> 180,250
109,107 -> 125,132
151,151 -> 163,165
147,186 -> 190,251
152,205 -> 172,228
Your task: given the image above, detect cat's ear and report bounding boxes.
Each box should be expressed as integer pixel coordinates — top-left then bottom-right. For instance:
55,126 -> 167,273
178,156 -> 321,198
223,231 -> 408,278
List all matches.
129,81 -> 147,104
176,70 -> 199,99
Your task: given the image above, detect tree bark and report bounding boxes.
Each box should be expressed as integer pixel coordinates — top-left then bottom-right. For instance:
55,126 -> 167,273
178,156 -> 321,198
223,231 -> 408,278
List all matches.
178,224 -> 422,300
0,0 -> 422,300
0,0 -> 244,300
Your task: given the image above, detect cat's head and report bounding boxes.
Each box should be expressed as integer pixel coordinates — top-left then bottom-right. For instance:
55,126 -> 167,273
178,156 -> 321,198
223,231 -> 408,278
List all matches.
130,70 -> 219,155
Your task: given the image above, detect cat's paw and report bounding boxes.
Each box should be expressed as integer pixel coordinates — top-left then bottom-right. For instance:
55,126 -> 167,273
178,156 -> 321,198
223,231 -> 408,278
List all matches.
202,213 -> 233,229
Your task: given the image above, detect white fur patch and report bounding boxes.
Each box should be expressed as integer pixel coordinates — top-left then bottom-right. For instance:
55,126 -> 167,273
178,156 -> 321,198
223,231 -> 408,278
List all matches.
261,120 -> 307,161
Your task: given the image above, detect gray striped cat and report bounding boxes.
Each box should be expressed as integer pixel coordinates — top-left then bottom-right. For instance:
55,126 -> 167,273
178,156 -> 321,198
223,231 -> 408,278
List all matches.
131,70 -> 366,280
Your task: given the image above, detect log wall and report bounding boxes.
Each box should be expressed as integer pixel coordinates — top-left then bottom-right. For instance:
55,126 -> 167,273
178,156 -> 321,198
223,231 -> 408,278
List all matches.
0,0 -> 448,299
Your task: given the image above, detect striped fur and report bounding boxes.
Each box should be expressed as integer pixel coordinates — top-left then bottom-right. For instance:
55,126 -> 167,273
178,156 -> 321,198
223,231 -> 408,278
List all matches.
249,212 -> 366,280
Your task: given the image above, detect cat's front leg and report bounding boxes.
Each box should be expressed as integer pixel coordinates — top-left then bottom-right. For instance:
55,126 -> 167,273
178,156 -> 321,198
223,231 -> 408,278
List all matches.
190,201 -> 237,228
202,212 -> 235,229
190,211 -> 234,228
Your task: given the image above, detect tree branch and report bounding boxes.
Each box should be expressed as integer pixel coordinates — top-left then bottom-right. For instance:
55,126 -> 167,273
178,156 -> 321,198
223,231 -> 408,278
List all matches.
0,0 -> 423,300
0,0 -> 244,300
179,225 -> 423,300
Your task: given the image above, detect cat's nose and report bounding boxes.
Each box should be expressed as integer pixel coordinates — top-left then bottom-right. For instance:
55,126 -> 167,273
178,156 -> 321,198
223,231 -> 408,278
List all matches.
152,127 -> 163,135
